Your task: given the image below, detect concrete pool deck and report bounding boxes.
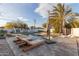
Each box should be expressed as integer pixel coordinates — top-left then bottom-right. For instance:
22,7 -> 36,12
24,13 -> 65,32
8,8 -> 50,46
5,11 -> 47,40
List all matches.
6,35 -> 79,56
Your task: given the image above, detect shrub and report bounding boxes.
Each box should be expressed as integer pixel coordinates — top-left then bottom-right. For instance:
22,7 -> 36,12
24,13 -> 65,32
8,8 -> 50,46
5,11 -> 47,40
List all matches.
0,30 -> 6,38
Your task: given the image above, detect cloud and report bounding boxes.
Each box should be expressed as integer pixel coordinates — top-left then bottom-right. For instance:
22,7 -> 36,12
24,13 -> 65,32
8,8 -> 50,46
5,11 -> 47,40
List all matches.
0,10 -> 29,22
17,17 -> 28,22
35,3 -> 56,18
0,12 -> 14,20
0,20 -> 7,27
0,13 -> 29,26
0,16 -> 29,27
0,13 -> 28,22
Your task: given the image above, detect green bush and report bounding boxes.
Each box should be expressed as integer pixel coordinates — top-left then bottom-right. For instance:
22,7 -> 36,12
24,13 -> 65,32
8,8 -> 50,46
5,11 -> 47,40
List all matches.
0,30 -> 6,37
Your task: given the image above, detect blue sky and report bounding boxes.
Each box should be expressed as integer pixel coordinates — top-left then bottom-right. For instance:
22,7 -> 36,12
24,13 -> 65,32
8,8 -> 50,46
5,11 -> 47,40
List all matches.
0,3 -> 79,27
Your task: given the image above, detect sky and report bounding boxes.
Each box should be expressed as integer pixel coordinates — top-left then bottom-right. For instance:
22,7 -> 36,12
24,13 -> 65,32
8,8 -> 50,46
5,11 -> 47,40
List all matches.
0,3 -> 79,27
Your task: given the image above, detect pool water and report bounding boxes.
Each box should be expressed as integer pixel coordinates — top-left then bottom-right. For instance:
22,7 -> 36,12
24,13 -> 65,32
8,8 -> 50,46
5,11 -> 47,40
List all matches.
28,35 -> 41,40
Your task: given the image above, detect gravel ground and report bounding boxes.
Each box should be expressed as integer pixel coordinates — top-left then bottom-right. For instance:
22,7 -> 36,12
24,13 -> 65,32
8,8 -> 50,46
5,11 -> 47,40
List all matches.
0,38 -> 14,56
6,36 -> 79,56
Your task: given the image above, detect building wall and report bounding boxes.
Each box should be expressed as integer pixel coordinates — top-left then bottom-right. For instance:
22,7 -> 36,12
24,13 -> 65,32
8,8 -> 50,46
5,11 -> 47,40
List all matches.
62,28 -> 71,35
71,28 -> 79,36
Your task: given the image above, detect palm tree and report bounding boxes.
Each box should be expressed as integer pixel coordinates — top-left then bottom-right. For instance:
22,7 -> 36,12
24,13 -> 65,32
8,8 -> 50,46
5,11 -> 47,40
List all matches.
48,3 -> 74,34
42,23 -> 47,28
67,18 -> 79,28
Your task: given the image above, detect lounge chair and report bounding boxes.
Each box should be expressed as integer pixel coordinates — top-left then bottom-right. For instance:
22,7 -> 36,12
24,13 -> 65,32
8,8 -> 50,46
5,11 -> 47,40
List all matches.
13,36 -> 32,44
14,36 -> 45,52
22,39 -> 45,52
13,36 -> 22,43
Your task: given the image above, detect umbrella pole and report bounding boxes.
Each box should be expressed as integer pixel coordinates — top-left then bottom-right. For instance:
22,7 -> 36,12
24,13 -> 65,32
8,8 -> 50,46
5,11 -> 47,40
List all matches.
48,29 -> 50,40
